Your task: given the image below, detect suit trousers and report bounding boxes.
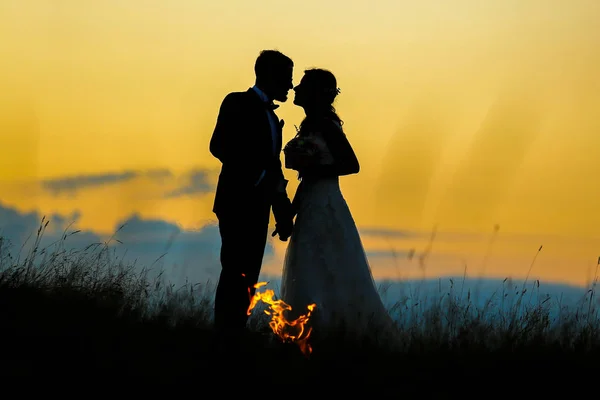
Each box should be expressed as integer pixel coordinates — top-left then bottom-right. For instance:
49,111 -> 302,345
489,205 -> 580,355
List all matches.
213,199 -> 271,336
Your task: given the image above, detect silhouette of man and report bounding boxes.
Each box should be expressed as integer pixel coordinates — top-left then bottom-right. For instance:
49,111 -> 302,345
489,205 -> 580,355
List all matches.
209,50 -> 295,339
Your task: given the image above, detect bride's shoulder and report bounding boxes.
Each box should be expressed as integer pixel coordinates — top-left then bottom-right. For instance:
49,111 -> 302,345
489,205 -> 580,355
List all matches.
296,116 -> 344,139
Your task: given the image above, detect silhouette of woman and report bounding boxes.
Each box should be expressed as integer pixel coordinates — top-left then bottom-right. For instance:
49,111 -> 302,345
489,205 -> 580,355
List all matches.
281,68 -> 398,345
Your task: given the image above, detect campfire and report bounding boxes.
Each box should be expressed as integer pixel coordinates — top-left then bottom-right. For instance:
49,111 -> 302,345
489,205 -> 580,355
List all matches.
246,281 -> 317,356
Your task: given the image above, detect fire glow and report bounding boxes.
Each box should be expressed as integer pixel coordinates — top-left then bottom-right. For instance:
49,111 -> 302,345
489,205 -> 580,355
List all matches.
247,281 -> 317,357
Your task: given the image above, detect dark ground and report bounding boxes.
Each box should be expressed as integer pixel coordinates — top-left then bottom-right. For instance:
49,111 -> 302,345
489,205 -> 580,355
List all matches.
0,284 -> 596,395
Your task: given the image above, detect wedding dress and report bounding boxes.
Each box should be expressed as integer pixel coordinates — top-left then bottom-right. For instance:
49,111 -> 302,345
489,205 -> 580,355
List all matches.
280,118 -> 398,346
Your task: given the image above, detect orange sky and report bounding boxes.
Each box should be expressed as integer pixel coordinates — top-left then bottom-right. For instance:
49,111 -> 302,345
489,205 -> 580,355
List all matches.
1,0 -> 599,286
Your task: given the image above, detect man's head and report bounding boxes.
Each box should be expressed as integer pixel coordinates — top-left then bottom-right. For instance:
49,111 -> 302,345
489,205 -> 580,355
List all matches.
254,50 -> 294,103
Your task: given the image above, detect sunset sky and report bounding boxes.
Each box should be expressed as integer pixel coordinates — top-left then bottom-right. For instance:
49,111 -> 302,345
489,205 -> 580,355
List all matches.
1,0 -> 599,288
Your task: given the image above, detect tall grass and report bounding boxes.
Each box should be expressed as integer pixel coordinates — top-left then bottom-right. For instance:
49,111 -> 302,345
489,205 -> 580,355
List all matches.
0,217 -> 215,327
1,218 -> 599,382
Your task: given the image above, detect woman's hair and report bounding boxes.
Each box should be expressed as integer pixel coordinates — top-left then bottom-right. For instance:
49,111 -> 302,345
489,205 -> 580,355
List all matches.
299,68 -> 343,132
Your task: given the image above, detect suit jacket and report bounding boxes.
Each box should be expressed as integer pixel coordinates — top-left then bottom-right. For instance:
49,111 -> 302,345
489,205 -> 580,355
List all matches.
209,88 -> 287,217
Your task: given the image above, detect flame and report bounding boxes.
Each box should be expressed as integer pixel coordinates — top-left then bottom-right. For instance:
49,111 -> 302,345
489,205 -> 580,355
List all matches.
247,281 -> 317,356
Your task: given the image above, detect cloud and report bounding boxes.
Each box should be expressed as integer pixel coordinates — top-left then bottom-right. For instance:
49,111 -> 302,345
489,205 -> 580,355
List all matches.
42,169 -> 172,196
108,213 -> 274,286
164,169 -> 214,198
39,167 -> 216,200
0,201 -> 276,288
0,201 -> 591,317
145,169 -> 173,182
0,202 -> 42,244
0,201 -> 101,254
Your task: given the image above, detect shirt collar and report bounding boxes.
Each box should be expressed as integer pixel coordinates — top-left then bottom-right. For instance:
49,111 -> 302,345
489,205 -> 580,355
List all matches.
251,85 -> 270,103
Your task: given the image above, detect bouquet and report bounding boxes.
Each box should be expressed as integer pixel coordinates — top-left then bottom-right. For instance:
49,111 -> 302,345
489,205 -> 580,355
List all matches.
283,133 -> 321,171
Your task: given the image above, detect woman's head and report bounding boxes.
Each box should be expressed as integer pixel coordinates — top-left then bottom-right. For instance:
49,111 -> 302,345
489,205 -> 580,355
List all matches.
293,68 -> 340,113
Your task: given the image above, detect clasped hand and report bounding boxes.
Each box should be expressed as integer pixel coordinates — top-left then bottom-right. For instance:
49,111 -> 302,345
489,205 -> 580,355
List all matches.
272,218 -> 293,241
271,194 -> 294,241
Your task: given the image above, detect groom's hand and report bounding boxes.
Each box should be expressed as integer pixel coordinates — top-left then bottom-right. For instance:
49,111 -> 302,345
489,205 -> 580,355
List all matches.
272,219 -> 293,241
271,196 -> 294,241
271,184 -> 293,241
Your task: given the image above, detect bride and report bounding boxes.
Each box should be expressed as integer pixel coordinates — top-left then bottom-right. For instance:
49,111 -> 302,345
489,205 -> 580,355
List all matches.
280,68 -> 398,346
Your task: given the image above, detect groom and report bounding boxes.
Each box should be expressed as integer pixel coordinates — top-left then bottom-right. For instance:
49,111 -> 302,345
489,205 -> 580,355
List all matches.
209,49 -> 295,339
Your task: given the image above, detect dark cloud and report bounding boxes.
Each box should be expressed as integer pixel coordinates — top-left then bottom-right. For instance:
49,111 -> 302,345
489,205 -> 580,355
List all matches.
145,169 -> 173,181
41,169 -> 172,196
42,171 -> 137,195
39,168 -> 215,199
164,169 -> 214,198
0,199 -> 278,288
0,201 -> 101,255
109,213 -> 274,287
0,202 -> 41,244
0,202 -> 590,320
0,202 -> 273,288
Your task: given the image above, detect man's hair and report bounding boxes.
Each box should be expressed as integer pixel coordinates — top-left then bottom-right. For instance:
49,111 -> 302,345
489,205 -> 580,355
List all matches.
254,50 -> 293,80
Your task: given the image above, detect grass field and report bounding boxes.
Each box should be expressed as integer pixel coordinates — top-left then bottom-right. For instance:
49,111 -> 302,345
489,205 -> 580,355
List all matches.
1,220 -> 598,392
